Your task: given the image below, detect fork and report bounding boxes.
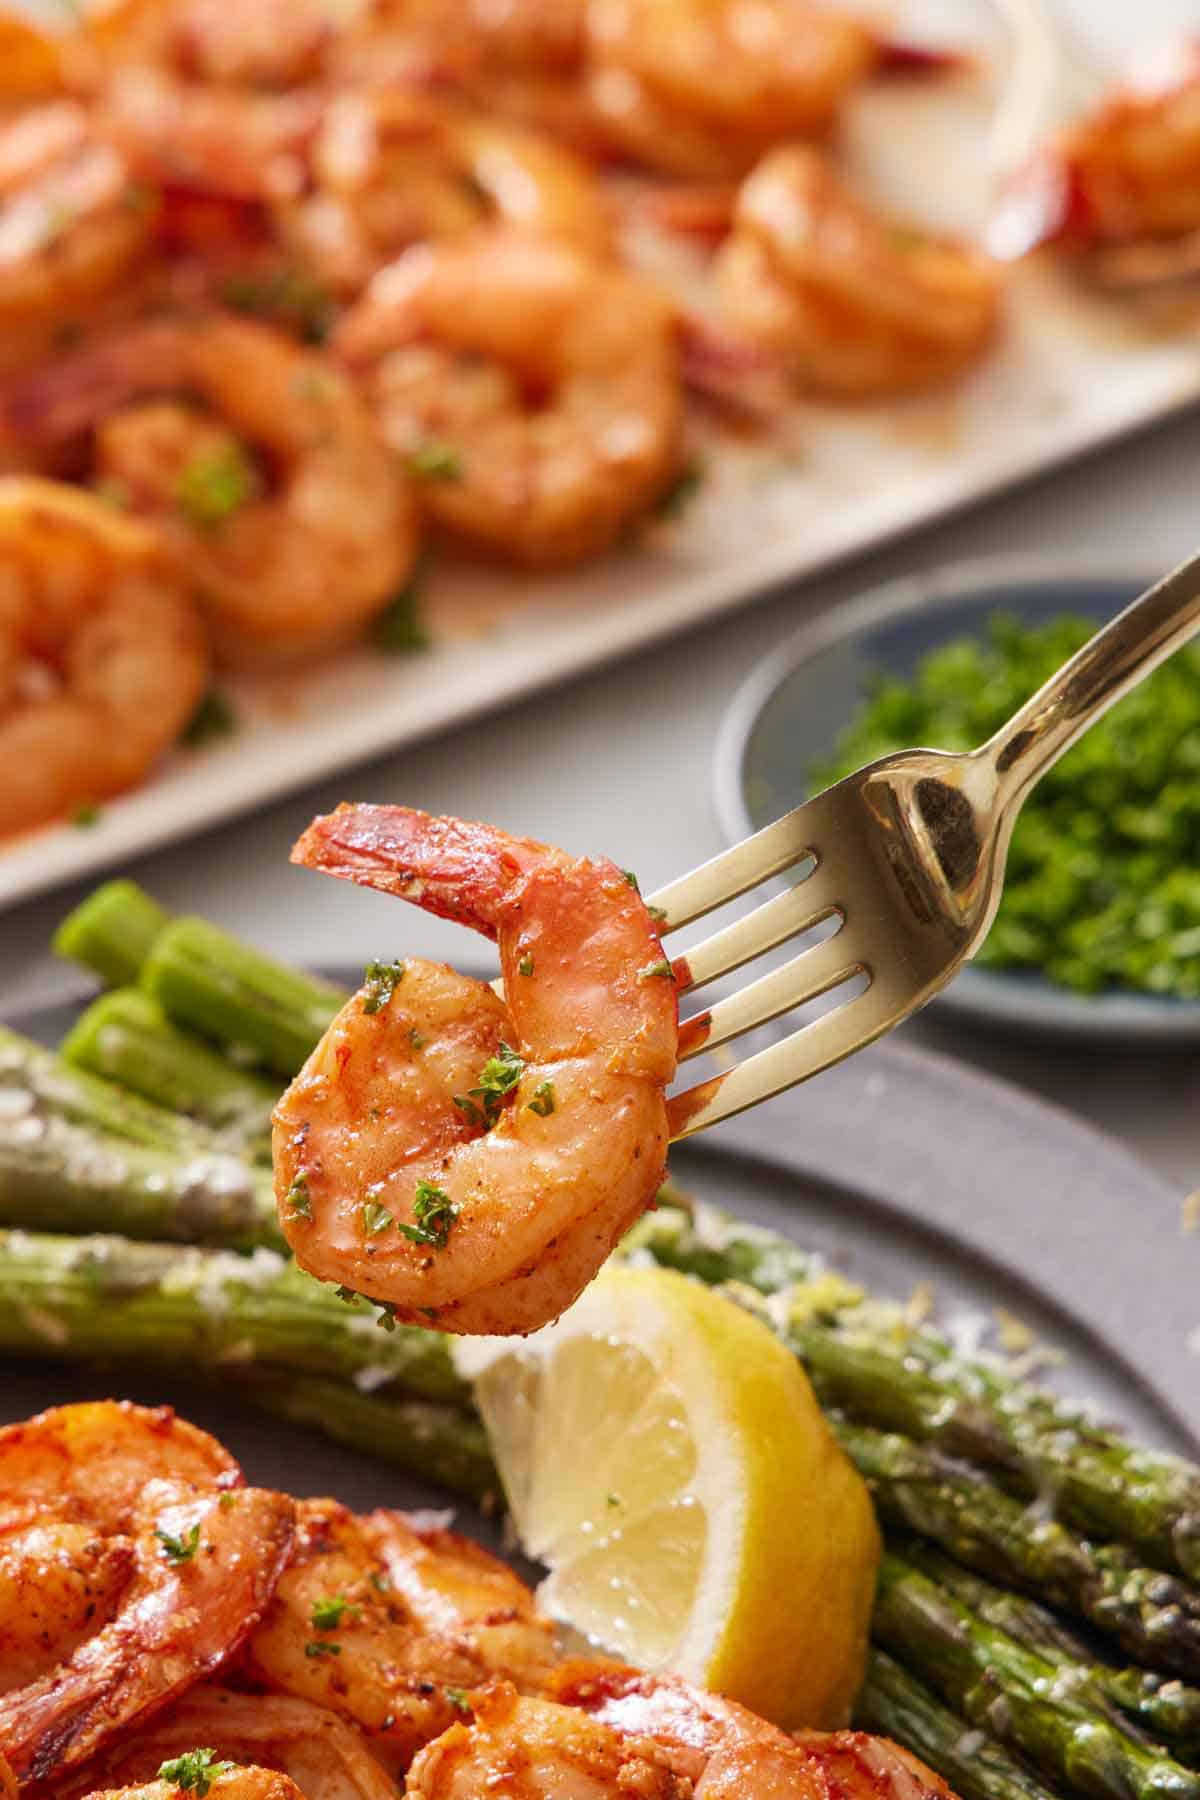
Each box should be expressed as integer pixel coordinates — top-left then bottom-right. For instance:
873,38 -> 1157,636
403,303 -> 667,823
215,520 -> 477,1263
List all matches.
651,550 -> 1200,1141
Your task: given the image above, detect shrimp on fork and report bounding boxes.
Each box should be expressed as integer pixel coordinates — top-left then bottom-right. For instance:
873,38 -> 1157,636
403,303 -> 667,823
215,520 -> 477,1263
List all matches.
275,804 -> 678,1335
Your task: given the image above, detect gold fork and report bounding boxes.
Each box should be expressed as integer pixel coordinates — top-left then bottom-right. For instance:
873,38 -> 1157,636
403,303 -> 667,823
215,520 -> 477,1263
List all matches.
653,551 -> 1200,1140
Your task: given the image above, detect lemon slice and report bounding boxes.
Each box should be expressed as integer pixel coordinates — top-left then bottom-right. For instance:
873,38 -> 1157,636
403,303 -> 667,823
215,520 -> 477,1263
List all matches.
453,1265 -> 880,1729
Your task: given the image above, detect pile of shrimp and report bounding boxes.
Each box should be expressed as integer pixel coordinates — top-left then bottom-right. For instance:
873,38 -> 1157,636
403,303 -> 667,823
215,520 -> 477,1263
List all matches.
0,1397 -> 960,1800
0,0 -> 1012,838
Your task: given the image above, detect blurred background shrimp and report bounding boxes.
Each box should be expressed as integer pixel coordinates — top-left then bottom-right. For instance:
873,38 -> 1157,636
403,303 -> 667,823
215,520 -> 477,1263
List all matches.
714,148 -> 1000,396
2,314 -> 417,666
335,231 -> 682,565
584,0 -> 878,178
280,92 -> 610,300
0,478 -> 207,840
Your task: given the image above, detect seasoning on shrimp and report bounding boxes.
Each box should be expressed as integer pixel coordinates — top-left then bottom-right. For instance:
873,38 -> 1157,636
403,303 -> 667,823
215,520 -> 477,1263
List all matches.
274,803 -> 679,1336
335,231 -> 683,567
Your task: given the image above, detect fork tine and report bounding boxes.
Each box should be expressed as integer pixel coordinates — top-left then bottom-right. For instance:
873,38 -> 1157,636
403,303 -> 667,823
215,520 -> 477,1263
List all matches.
668,977 -> 896,1139
647,803 -> 821,929
677,930 -> 866,1062
674,870 -> 842,992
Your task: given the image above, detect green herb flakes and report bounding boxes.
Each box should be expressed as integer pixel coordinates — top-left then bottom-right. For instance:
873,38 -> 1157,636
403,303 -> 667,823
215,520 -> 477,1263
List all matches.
156,1522 -> 201,1565
157,1749 -> 235,1795
453,1041 -> 525,1130
372,560 -> 431,653
305,1638 -> 342,1658
518,954 -> 535,976
181,688 -> 237,747
399,1179 -> 458,1250
175,441 -> 261,529
445,1687 -> 473,1714
311,1593 -> 360,1630
361,959 -> 405,1014
361,1200 -> 394,1236
638,959 -> 675,982
527,1079 -> 556,1117
409,440 -> 463,481
285,1172 -> 312,1221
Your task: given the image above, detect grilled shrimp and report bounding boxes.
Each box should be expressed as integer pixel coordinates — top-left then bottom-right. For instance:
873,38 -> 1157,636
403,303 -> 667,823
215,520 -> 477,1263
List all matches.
364,1510 -> 558,1687
407,1681 -> 690,1800
0,1525 -> 136,1693
0,477 -> 208,839
585,0 -> 877,178
990,39 -> 1200,268
0,101 -> 159,374
0,1480 -> 295,1786
58,1687 -> 398,1799
242,1499 -> 487,1766
3,316 -> 416,665
0,1401 -> 236,1535
282,92 -> 610,298
552,1663 -> 958,1800
714,148 -> 1000,396
335,232 -> 681,565
83,1774 -> 303,1800
276,803 -> 678,1336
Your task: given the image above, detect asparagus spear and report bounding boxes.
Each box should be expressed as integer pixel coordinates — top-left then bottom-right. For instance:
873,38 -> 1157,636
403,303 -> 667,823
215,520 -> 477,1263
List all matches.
245,1373 -> 496,1502
872,1550 -> 1200,1800
140,916 -> 346,1076
630,1203 -> 1200,1586
52,879 -> 171,988
906,1544 -> 1200,1758
0,1228 -> 463,1402
838,1419 -> 1200,1681
61,990 -> 279,1158
0,1023 -> 216,1157
854,1651 -> 1064,1800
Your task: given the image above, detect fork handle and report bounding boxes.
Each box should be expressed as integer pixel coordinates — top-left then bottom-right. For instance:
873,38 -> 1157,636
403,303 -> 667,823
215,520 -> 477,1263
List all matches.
982,548 -> 1200,804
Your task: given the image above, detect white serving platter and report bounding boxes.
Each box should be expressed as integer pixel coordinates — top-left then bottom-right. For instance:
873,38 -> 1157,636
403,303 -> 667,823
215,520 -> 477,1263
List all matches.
3,14 -> 1200,907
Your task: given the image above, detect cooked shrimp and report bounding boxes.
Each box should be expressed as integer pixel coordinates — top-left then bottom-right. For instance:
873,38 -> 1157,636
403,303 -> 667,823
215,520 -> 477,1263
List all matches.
275,803 -> 678,1336
0,1401 -> 237,1536
4,317 -> 416,665
552,1663 -> 958,1800
282,92 -> 610,297
990,40 -> 1200,261
84,1774 -> 303,1800
0,477 -> 208,838
585,0 -> 877,178
714,147 -> 1000,397
242,1498 -> 487,1765
0,1524 -> 136,1693
58,1686 -> 399,1799
364,1510 -> 558,1687
0,1751 -> 12,1800
0,1479 -> 295,1786
0,101 -> 159,374
0,14 -> 65,102
407,1681 -> 690,1800
335,231 -> 681,565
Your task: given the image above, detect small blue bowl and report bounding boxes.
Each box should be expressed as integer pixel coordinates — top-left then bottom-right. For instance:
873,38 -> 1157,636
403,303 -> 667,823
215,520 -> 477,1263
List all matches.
715,556 -> 1200,1045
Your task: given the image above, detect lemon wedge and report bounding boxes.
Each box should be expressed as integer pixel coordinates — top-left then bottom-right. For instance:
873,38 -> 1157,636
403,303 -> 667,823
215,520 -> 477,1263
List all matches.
453,1264 -> 880,1729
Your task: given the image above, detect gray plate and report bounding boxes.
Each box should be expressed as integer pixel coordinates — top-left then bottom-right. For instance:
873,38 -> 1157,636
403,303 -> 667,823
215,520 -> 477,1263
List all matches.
715,554 -> 1200,1045
3,976 -> 1197,1540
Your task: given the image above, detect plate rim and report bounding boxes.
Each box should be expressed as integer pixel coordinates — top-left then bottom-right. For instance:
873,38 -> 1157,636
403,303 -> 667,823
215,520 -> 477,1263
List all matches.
712,550 -> 1200,1042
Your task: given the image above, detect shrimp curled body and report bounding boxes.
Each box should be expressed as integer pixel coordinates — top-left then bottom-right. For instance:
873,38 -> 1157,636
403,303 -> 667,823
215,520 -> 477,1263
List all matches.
275,804 -> 678,1335
715,148 -> 1000,396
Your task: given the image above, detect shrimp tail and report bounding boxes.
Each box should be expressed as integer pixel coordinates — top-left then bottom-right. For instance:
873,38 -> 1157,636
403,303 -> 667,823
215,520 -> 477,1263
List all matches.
291,803 -> 559,936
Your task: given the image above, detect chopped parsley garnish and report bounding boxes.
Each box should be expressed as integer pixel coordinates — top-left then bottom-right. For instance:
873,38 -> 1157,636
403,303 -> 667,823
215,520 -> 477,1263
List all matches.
335,1284 -> 361,1306
156,1522 -> 201,1565
526,1080 -> 556,1117
517,954 -> 534,976
372,559 -> 431,652
409,440 -> 463,481
361,1200 -> 394,1236
654,456 -> 704,520
399,1179 -> 458,1250
71,801 -> 102,829
285,1172 -> 312,1221
311,1593 -> 360,1630
606,1492 -> 621,1508
220,266 -> 333,343
638,959 -> 675,982
175,442 -> 261,530
647,904 -> 667,922
445,1687 -> 472,1714
370,1570 -> 392,1593
622,870 -> 640,889
305,1639 -> 342,1658
181,687 -> 237,747
409,1029 -> 427,1050
453,1041 -> 525,1129
157,1749 -> 235,1795
361,959 -> 405,1013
